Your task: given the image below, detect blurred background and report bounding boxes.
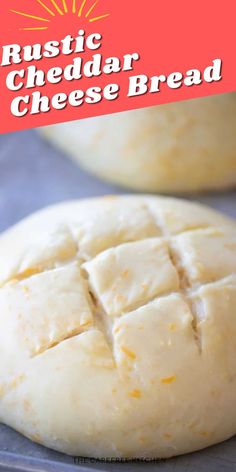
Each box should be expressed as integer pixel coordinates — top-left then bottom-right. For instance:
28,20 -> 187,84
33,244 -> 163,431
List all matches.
0,127 -> 235,235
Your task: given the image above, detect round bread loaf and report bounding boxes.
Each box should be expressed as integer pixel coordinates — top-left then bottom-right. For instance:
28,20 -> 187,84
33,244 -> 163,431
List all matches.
0,195 -> 236,459
40,93 -> 236,193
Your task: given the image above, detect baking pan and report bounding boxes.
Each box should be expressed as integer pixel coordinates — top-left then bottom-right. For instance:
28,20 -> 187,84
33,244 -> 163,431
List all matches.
0,129 -> 235,471
1,424 -> 236,472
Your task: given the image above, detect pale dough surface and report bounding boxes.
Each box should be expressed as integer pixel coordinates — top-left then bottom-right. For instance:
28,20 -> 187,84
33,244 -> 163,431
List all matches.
40,93 -> 236,193
0,195 -> 236,459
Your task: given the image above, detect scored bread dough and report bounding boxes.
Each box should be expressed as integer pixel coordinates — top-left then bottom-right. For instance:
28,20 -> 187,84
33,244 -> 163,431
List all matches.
0,195 -> 236,459
40,92 -> 236,193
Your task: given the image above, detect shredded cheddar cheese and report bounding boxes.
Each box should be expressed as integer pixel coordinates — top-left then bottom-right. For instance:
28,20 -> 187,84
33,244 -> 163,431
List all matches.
161,375 -> 176,384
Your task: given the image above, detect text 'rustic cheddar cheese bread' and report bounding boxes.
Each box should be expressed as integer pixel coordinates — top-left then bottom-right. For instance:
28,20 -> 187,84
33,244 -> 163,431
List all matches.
40,92 -> 236,193
0,195 -> 236,459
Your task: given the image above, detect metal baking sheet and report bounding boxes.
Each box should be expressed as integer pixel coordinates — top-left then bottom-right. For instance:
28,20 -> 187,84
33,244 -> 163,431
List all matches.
0,129 -> 236,471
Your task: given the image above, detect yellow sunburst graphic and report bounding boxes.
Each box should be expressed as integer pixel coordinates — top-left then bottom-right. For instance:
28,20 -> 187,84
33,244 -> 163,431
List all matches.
10,0 -> 110,30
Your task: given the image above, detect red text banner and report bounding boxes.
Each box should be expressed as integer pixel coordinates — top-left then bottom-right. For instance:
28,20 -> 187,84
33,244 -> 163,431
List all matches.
0,0 -> 235,133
